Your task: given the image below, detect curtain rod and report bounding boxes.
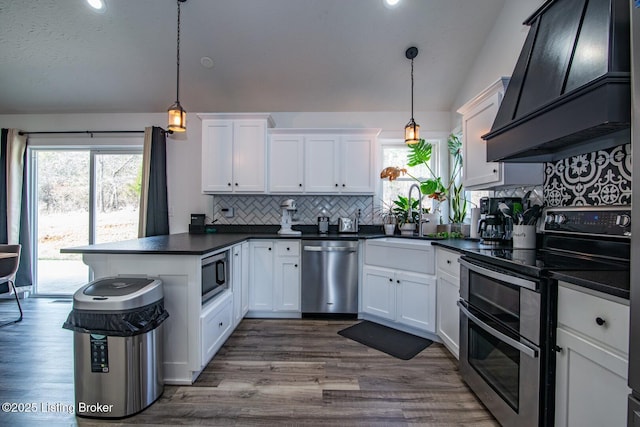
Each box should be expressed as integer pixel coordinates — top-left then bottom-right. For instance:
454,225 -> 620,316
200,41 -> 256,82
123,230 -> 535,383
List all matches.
18,129 -> 172,137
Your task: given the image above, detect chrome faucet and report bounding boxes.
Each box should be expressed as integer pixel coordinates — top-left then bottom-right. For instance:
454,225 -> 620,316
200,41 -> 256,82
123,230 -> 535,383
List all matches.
407,183 -> 423,237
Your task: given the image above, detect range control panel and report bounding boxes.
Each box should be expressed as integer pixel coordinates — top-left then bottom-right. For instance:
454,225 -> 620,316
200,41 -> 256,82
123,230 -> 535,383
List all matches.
542,206 -> 631,238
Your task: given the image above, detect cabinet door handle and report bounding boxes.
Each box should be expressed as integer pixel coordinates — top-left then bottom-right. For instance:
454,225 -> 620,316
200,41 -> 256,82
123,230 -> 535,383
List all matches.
299,183 -> 302,187
389,278 -> 393,282
335,183 -> 339,187
446,260 -> 451,264
342,184 -> 346,187
287,247 -> 290,251
294,264 -> 298,268
268,247 -> 272,251
227,182 -> 231,186
595,317 -> 606,326
396,280 -> 400,284
235,183 -> 239,186
219,322 -> 223,327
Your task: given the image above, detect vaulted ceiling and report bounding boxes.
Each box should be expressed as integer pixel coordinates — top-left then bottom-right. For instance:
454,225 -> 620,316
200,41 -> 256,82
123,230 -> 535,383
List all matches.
0,0 -> 507,114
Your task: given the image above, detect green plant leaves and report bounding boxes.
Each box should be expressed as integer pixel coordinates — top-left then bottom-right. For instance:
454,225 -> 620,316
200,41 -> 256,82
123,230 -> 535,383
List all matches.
406,139 -> 433,168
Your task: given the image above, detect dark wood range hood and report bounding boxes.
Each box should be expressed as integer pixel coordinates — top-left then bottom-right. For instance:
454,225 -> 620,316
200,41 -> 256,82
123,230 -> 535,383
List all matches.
483,0 -> 630,163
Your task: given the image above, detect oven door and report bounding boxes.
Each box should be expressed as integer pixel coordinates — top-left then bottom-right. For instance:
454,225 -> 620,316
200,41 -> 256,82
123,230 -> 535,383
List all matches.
458,301 -> 540,427
459,257 -> 541,345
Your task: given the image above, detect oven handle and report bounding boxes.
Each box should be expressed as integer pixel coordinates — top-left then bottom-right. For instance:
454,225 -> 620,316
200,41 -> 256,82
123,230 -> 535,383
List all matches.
459,258 -> 537,291
457,300 -> 538,359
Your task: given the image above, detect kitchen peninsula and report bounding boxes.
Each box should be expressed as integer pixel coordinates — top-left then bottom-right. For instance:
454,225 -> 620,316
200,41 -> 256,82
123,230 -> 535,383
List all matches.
62,231 -> 377,384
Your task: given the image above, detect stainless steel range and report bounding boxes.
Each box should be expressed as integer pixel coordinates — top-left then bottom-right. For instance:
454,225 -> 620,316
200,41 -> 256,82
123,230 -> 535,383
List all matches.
458,205 -> 631,427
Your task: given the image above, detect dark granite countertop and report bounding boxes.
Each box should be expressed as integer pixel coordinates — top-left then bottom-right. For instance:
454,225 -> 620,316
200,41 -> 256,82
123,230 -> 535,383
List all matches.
550,270 -> 630,300
61,225 -> 451,256
62,230 -> 628,299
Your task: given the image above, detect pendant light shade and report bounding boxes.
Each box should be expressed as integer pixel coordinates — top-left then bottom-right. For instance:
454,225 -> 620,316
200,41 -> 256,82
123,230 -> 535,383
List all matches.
168,101 -> 186,132
404,46 -> 420,145
168,0 -> 187,133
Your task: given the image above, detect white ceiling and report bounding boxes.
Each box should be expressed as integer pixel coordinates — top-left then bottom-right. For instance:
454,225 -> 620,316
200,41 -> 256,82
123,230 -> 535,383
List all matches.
0,0 -> 507,115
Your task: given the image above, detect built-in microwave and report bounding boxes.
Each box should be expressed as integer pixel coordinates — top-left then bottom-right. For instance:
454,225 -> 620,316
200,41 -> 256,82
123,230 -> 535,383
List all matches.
202,251 -> 228,304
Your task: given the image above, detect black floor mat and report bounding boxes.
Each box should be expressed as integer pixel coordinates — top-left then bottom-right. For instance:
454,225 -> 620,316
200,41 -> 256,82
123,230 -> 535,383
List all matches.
338,321 -> 433,360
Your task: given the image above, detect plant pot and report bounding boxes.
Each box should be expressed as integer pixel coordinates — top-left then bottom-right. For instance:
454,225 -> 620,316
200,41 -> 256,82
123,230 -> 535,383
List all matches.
383,224 -> 396,236
399,223 -> 416,236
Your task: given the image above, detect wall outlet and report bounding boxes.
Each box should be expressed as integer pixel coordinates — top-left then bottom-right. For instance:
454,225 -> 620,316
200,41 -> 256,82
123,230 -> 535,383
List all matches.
221,207 -> 234,218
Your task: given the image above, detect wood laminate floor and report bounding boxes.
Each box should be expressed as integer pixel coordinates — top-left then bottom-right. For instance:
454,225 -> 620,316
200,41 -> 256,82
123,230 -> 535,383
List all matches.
0,298 -> 496,426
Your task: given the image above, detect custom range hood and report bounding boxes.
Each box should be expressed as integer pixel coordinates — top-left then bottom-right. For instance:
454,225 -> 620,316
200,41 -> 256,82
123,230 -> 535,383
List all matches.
483,0 -> 630,162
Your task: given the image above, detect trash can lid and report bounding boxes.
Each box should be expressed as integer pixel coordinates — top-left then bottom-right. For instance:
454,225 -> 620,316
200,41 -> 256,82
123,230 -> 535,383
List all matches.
73,276 -> 163,311
83,277 -> 155,297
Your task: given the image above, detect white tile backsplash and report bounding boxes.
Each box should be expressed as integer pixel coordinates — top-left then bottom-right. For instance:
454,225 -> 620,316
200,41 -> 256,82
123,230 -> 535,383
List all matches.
212,195 -> 374,225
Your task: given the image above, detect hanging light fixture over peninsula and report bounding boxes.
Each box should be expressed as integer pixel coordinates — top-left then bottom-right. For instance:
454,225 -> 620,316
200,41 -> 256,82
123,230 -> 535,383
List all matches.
404,46 -> 420,145
168,0 -> 187,133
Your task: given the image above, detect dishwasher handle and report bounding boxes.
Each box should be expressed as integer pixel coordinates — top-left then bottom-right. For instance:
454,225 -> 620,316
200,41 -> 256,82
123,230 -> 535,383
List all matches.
303,245 -> 357,253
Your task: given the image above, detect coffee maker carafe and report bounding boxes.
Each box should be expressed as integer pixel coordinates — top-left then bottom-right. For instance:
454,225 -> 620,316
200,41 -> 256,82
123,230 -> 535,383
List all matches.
478,215 -> 505,242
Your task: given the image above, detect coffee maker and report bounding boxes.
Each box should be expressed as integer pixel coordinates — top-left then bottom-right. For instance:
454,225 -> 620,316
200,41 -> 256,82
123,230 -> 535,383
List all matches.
477,197 -> 521,242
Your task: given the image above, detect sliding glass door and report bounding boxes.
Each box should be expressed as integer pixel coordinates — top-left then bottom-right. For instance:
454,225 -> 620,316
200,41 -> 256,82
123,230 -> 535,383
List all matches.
30,148 -> 142,295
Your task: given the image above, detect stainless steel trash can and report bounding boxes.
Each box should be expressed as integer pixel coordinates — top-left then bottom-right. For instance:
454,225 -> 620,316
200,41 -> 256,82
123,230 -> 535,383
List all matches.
63,276 -> 168,418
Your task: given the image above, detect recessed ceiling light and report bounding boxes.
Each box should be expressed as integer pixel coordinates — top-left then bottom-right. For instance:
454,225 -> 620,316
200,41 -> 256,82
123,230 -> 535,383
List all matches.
384,0 -> 401,8
87,0 -> 106,12
200,57 -> 214,69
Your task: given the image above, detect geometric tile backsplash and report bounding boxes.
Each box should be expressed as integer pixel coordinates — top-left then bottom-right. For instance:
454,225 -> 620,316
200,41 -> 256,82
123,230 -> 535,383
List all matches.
543,143 -> 631,207
212,195 -> 374,225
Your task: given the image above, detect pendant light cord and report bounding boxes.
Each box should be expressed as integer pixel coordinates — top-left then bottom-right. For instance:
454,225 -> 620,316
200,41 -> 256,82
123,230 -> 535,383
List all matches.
175,0 -> 181,102
410,57 -> 414,121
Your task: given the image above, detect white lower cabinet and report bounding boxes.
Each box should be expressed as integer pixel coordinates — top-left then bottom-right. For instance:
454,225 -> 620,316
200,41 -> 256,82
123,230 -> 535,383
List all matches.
248,240 -> 301,316
555,283 -> 630,427
435,247 -> 460,359
231,243 -> 250,327
200,292 -> 233,367
362,266 -> 436,333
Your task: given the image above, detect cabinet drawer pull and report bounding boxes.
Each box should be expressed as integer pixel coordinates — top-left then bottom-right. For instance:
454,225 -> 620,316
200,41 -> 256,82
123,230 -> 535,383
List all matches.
595,317 -> 606,326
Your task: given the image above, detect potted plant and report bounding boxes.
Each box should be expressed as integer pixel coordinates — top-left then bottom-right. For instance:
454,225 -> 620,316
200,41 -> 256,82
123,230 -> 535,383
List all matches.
376,201 -> 398,235
390,195 -> 429,236
380,133 -> 469,237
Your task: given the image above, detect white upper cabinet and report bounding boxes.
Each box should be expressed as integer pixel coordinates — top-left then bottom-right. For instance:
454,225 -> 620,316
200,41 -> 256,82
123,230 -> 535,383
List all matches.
269,134 -> 304,193
457,78 -> 543,190
304,135 -> 342,193
268,128 -> 379,194
200,113 -> 274,194
339,135 -> 375,193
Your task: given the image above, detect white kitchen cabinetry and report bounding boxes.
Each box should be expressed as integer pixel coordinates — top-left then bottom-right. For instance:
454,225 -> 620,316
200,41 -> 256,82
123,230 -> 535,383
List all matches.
555,282 -> 630,427
269,134 -> 305,193
248,240 -> 274,311
435,247 -> 460,359
200,114 -> 274,193
231,243 -> 249,327
248,240 -> 301,317
305,133 -> 376,193
361,239 -> 436,336
267,128 -> 379,194
274,241 -> 301,311
457,78 -> 542,190
200,292 -> 233,367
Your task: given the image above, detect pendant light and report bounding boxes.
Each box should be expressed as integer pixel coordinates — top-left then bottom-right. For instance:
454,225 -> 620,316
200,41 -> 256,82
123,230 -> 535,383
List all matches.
404,46 -> 420,145
168,0 -> 187,133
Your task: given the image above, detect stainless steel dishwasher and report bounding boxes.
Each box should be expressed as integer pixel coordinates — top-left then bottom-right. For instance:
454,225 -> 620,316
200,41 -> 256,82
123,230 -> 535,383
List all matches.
301,240 -> 358,315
